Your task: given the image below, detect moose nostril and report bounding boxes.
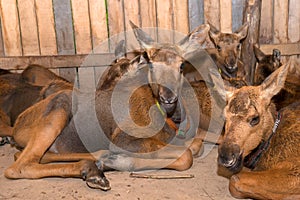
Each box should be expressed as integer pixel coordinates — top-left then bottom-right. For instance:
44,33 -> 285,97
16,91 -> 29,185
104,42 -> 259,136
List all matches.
160,95 -> 178,104
218,153 -> 236,168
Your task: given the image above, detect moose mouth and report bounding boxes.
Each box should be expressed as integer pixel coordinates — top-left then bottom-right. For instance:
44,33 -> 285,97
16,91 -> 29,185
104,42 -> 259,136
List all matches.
160,101 -> 178,116
218,151 -> 244,174
225,65 -> 238,74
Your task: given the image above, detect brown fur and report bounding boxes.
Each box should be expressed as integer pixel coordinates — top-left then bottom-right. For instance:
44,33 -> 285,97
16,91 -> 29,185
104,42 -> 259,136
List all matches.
254,47 -> 300,110
207,23 -> 248,86
183,23 -> 249,89
2,23 -> 208,190
254,46 -> 282,85
0,65 -> 71,137
218,62 -> 300,199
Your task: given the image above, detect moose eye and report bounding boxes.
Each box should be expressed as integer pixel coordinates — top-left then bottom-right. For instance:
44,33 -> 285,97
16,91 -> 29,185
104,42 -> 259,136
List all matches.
180,63 -> 184,72
249,116 -> 260,127
216,45 -> 222,51
237,44 -> 242,50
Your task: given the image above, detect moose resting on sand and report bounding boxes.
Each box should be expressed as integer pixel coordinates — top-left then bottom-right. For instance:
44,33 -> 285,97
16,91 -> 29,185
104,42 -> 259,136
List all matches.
218,61 -> 300,199
0,65 -> 69,142
1,22 -> 225,190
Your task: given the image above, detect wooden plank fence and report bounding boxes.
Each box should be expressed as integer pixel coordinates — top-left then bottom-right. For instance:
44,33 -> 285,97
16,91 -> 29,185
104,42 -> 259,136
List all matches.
0,0 -> 299,87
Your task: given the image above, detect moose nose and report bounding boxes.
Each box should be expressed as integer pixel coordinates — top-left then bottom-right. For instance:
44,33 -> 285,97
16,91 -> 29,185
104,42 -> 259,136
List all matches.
159,95 -> 178,104
225,58 -> 237,70
218,143 -> 243,173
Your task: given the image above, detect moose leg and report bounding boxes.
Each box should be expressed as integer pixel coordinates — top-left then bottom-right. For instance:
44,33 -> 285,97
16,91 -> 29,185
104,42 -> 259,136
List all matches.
14,150 -> 111,164
229,159 -> 300,199
0,109 -> 12,137
184,128 -> 223,157
103,151 -> 192,172
5,106 -> 110,190
105,131 -> 193,171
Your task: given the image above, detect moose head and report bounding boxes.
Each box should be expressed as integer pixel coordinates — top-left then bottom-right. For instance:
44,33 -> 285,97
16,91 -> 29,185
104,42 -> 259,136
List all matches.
130,21 -> 207,116
208,23 -> 248,76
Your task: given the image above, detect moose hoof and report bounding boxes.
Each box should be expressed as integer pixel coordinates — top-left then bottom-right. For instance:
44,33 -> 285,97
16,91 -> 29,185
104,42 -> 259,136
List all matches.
86,176 -> 111,191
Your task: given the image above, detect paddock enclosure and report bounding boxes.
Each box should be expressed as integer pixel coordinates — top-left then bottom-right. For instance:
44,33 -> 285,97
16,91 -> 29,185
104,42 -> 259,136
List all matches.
0,0 -> 299,87
0,0 -> 299,199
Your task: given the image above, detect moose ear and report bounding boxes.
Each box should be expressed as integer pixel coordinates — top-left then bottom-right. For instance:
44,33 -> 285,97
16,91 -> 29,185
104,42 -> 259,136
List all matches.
114,40 -> 126,61
235,23 -> 248,41
178,24 -> 210,52
129,20 -> 154,49
253,45 -> 265,62
260,62 -> 290,102
208,22 -> 220,45
272,49 -> 281,62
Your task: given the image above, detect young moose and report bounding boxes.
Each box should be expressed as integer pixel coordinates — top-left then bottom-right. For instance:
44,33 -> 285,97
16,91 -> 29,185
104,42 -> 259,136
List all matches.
3,22 -> 207,191
207,23 -> 248,85
253,46 -> 282,85
218,62 -> 300,199
184,23 -> 249,88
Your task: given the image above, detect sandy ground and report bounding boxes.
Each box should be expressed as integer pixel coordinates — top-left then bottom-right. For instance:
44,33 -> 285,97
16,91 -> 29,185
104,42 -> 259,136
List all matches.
0,143 -> 238,200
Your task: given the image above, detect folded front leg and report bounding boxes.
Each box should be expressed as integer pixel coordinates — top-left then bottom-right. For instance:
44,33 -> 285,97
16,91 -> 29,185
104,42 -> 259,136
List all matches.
229,159 -> 300,199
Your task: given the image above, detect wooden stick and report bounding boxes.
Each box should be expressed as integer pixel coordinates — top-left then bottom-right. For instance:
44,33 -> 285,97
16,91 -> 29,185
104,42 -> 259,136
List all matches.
130,172 -> 194,179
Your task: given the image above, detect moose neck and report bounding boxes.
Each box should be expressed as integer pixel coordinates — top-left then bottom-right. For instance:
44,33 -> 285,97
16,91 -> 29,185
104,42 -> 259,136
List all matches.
243,103 -> 279,170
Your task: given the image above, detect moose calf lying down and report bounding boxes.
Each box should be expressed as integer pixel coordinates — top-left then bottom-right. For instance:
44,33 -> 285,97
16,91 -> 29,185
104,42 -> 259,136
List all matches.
0,65 -> 69,139
218,61 -> 300,199
2,22 -> 219,190
253,46 -> 300,110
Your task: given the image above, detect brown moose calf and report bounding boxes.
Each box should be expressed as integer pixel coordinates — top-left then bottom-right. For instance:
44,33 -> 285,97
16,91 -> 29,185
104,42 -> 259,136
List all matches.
218,61 -> 300,199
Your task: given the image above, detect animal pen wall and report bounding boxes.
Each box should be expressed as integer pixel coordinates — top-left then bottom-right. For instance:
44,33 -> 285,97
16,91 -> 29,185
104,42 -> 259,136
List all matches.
0,0 -> 299,88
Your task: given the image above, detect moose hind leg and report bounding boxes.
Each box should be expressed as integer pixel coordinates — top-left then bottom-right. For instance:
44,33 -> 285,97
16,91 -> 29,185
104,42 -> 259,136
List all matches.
5,92 -> 110,190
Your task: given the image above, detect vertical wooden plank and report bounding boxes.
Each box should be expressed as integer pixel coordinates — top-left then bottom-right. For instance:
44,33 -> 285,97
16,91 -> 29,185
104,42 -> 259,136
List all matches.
0,17 -> 5,56
288,0 -> 300,62
188,0 -> 204,31
273,0 -> 289,63
88,0 -> 109,86
173,0 -> 189,34
273,0 -> 289,44
77,67 -> 96,91
0,0 -> 22,56
71,0 -> 94,90
241,0 -> 261,84
107,0 -> 125,52
139,0 -> 157,41
124,0 -> 140,31
123,0 -> 140,51
259,0 -> 273,44
53,0 -> 75,55
140,0 -> 156,28
53,0 -> 76,82
156,0 -> 173,43
288,0 -> 300,43
173,0 -> 189,43
203,0 -> 220,29
232,0 -> 245,32
89,0 -> 109,53
71,0 -> 92,54
35,0 -> 57,55
219,0 -> 232,32
17,0 -> 40,55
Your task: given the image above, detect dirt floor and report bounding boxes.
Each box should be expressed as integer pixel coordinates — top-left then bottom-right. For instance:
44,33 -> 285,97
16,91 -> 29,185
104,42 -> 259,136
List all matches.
0,143 -> 238,200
